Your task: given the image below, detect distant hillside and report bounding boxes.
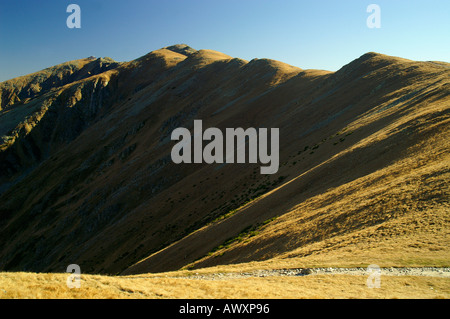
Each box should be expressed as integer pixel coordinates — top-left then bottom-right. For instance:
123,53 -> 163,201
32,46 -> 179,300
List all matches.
0,45 -> 448,276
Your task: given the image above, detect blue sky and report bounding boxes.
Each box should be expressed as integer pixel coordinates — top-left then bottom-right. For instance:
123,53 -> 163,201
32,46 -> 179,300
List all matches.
0,0 -> 449,82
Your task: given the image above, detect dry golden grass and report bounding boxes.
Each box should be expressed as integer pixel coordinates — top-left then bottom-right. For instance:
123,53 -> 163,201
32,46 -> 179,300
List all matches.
0,271 -> 448,299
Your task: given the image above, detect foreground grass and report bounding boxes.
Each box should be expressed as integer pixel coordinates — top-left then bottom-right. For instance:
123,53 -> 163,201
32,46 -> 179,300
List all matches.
0,271 -> 449,299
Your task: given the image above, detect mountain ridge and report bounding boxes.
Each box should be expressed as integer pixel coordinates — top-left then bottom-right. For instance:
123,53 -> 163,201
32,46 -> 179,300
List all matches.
0,45 -> 448,276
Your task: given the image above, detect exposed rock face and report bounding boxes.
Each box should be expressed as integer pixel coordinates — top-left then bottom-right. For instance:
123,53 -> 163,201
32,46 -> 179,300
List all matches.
0,45 -> 448,275
0,57 -> 119,110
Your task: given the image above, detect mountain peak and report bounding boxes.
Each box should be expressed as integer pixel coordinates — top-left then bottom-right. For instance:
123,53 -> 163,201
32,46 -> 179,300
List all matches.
359,52 -> 412,63
334,51 -> 414,78
164,44 -> 197,56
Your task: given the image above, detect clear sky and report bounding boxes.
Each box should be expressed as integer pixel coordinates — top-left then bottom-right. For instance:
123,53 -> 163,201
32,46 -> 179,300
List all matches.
0,0 -> 449,82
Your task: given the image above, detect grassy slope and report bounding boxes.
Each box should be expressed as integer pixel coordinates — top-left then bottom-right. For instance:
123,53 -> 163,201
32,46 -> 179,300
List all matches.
0,271 -> 449,299
124,58 -> 450,274
184,100 -> 450,271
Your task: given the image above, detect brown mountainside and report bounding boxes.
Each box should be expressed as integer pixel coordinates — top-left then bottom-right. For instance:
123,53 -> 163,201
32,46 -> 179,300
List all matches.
0,45 -> 448,275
